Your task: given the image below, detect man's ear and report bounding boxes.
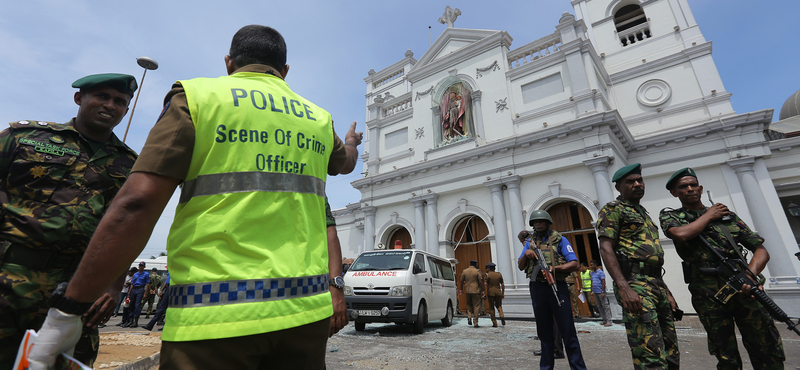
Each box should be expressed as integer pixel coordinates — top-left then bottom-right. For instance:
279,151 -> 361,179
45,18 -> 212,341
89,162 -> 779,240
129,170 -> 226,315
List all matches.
74,91 -> 84,106
225,55 -> 237,75
281,64 -> 289,79
669,188 -> 677,197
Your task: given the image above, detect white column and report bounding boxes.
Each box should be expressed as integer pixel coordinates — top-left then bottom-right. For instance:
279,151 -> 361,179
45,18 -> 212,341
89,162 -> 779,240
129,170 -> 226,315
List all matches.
410,198 -> 426,252
423,194 -> 440,256
363,206 -> 377,251
583,156 -> 615,206
727,157 -> 796,275
504,176 -> 526,288
471,90 -> 486,141
485,180 -> 513,282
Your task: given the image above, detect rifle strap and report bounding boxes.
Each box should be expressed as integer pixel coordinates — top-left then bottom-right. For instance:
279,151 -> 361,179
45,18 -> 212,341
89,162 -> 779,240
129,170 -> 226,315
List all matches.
713,221 -> 748,263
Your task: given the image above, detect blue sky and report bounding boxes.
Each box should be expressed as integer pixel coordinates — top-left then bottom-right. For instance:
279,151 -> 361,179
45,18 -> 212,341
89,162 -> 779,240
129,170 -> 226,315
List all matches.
1,1 -> 797,259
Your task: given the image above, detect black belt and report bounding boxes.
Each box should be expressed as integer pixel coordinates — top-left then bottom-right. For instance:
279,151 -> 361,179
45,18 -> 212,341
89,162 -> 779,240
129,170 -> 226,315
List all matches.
630,261 -> 662,278
132,285 -> 146,288
3,244 -> 82,273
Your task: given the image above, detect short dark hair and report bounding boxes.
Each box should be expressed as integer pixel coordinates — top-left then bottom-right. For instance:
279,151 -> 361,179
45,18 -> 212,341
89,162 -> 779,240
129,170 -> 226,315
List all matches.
590,260 -> 599,266
229,25 -> 287,71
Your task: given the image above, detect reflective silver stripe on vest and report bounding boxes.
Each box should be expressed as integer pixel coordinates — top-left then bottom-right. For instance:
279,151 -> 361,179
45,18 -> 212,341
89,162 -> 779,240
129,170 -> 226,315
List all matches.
180,171 -> 325,204
169,274 -> 329,308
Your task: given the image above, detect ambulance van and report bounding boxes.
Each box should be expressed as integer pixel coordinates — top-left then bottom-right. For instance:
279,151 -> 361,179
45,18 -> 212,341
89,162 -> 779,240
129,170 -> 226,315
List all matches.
344,249 -> 457,334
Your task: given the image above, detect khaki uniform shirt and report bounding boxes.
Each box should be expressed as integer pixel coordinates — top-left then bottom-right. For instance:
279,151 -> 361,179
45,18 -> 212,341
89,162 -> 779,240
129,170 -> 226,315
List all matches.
485,271 -> 503,296
460,266 -> 484,294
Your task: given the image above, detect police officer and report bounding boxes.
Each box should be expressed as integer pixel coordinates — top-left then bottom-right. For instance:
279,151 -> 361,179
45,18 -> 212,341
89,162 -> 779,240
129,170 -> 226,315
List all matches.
125,261 -> 150,328
483,262 -> 505,327
517,210 -> 586,370
0,73 -> 138,368
596,163 -> 680,369
459,260 -> 484,327
28,25 -> 361,370
659,168 -> 785,368
579,262 -> 599,317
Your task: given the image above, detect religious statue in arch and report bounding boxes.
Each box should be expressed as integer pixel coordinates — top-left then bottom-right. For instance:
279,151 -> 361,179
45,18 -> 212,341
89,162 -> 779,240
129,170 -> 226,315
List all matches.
438,82 -> 474,146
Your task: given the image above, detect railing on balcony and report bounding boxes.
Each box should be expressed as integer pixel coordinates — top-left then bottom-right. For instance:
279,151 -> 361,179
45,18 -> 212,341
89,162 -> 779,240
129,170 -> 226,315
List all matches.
373,69 -> 404,89
382,96 -> 412,117
618,21 -> 651,47
507,32 -> 562,69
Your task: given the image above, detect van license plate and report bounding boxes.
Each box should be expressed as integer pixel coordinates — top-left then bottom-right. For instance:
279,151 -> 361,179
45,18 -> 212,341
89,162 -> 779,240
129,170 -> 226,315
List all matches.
358,310 -> 381,316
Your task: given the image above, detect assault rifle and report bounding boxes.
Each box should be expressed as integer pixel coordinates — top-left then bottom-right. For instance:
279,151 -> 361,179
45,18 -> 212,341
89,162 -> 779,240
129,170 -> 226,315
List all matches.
696,235 -> 800,336
525,238 -> 562,306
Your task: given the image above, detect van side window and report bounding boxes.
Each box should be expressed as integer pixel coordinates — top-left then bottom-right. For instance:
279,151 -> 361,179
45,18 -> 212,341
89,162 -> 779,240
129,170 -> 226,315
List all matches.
428,257 -> 441,279
414,254 -> 426,273
437,260 -> 455,281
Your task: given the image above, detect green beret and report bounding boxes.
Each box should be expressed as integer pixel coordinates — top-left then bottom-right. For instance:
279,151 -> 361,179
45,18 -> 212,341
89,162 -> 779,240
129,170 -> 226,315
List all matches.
612,163 -> 641,182
72,73 -> 137,96
666,167 -> 697,190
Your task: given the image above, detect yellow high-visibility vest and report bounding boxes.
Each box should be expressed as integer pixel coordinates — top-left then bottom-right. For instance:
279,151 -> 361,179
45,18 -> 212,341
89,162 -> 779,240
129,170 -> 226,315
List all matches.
163,71 -> 334,342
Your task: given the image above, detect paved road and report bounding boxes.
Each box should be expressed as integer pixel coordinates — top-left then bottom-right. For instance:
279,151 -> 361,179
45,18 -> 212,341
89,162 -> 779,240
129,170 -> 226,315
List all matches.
325,315 -> 800,370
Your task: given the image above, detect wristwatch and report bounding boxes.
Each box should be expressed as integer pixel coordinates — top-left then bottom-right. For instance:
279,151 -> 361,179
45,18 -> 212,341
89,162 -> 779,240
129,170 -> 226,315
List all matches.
47,282 -> 93,316
329,276 -> 345,290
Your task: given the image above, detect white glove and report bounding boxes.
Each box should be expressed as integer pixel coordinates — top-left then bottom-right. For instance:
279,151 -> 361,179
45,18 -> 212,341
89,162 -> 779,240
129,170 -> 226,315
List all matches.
27,308 -> 82,370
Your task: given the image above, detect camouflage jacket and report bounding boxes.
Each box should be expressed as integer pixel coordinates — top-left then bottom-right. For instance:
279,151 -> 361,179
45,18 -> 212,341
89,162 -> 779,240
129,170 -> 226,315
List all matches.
0,119 -> 137,253
596,196 -> 664,267
659,207 -> 763,264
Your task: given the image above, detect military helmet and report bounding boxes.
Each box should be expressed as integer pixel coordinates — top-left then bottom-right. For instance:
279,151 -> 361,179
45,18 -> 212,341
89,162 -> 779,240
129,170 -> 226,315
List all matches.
529,210 -> 553,226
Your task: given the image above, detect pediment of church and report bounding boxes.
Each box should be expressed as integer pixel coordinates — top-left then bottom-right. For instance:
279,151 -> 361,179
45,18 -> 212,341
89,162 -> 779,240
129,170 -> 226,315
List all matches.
413,28 -> 505,71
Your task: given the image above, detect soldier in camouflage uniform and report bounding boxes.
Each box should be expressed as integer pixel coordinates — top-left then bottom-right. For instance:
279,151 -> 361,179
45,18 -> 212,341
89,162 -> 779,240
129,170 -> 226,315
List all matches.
659,168 -> 785,369
596,163 -> 680,370
0,73 -> 138,368
142,267 -> 162,318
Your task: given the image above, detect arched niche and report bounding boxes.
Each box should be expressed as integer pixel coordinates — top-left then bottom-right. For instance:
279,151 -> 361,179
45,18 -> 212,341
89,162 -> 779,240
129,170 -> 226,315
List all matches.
431,75 -> 479,147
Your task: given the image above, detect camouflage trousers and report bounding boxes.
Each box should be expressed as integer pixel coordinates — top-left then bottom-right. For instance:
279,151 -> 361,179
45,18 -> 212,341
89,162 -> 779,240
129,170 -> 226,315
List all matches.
690,278 -> 785,370
614,276 -> 679,370
142,295 -> 155,314
0,262 -> 98,368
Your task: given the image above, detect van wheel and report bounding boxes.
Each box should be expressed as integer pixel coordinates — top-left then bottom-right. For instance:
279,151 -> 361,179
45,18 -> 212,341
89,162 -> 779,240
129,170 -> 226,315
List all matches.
355,321 -> 365,331
413,302 -> 427,334
441,302 -> 453,327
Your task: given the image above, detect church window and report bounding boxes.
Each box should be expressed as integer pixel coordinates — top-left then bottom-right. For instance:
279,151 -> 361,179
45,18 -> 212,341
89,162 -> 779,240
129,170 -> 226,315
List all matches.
614,4 -> 651,46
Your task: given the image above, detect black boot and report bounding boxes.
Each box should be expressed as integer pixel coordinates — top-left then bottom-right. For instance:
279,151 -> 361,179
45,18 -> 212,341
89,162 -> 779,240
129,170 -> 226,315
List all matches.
141,322 -> 153,331
133,317 -> 139,327
467,318 -> 472,325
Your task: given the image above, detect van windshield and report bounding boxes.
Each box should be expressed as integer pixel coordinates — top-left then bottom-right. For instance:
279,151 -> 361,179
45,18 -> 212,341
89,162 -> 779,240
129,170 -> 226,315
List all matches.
350,251 -> 413,271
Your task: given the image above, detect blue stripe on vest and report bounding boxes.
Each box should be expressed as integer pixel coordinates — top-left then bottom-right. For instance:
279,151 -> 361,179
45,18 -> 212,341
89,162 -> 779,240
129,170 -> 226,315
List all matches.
168,274 -> 329,308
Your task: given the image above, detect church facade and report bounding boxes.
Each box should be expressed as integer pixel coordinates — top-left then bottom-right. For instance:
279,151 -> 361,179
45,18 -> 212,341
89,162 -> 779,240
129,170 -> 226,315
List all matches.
334,0 -> 800,317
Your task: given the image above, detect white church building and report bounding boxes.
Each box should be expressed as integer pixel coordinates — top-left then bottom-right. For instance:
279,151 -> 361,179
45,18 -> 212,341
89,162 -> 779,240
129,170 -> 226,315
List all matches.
333,0 -> 800,318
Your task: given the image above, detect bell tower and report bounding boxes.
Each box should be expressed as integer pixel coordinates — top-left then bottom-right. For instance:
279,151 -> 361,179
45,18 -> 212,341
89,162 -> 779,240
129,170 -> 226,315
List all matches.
572,0 -> 734,121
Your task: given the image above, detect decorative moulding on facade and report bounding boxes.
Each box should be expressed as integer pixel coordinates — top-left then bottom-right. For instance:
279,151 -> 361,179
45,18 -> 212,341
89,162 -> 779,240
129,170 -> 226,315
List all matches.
415,86 -> 435,100
350,111 -> 634,190
476,60 -> 500,78
376,216 -> 416,247
409,28 -> 513,84
530,187 -> 599,216
440,204 -> 496,242
624,92 -> 733,126
378,148 -> 415,165
608,41 -> 712,83
636,79 -> 671,107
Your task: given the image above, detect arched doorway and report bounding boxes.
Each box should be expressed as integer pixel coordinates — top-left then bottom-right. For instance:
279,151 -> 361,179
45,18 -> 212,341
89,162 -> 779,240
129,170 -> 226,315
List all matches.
451,215 -> 491,313
546,201 -> 600,317
387,227 -> 412,249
